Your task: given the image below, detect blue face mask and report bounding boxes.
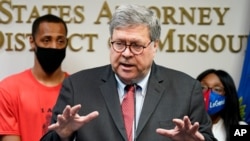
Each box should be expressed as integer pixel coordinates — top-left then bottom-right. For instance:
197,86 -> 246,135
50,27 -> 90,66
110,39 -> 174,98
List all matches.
203,90 -> 225,115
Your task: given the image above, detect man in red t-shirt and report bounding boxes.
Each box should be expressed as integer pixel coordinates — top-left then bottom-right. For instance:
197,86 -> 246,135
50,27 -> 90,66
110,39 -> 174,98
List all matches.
0,14 -> 69,141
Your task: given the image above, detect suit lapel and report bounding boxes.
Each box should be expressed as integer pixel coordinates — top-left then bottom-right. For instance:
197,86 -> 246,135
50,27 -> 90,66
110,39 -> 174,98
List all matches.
136,63 -> 165,137
98,64 -> 165,140
99,66 -> 127,140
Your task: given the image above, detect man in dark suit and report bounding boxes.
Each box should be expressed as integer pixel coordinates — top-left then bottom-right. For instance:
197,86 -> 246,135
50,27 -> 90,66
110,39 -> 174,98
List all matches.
41,4 -> 216,141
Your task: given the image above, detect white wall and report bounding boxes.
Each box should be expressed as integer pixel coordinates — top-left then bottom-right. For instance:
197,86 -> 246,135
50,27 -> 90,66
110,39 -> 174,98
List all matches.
0,0 -> 249,88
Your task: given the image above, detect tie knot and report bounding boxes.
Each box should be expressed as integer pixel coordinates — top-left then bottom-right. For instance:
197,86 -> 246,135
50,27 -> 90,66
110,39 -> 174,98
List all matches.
125,84 -> 135,92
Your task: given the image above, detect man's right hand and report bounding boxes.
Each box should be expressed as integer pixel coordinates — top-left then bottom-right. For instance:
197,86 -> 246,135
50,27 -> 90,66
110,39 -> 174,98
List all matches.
48,104 -> 99,140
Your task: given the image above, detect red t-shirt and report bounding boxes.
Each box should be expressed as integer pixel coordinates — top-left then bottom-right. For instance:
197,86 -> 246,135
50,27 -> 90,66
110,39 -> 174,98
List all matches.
0,69 -> 68,141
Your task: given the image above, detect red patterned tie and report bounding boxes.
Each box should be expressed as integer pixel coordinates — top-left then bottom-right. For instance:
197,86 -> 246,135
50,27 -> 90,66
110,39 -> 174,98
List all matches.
122,85 -> 135,141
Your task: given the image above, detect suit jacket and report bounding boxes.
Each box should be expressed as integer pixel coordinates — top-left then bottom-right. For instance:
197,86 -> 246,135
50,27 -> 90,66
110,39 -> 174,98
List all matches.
41,63 -> 216,141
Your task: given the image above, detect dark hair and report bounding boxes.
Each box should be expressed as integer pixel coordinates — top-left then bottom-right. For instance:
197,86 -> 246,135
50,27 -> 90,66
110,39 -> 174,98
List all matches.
31,14 -> 68,37
197,69 -> 241,141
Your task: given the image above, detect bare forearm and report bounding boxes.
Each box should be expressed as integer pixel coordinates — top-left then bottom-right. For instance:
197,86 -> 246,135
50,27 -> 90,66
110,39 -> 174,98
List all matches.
0,135 -> 21,141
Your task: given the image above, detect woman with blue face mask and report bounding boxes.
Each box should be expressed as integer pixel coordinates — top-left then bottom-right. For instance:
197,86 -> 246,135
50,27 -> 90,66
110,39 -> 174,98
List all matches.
197,69 -> 247,141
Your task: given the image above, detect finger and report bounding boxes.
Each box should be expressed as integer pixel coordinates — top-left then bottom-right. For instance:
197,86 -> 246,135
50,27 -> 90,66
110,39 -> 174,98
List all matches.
156,128 -> 174,138
190,122 -> 205,140
156,128 -> 165,134
183,116 -> 192,130
57,114 -> 67,126
189,122 -> 200,134
70,104 -> 82,116
62,105 -> 71,119
82,111 -> 99,123
172,118 -> 184,129
48,123 -> 59,130
48,115 -> 64,131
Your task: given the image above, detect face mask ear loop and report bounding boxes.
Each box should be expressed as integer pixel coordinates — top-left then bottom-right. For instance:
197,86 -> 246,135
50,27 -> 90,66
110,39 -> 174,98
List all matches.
203,89 -> 211,111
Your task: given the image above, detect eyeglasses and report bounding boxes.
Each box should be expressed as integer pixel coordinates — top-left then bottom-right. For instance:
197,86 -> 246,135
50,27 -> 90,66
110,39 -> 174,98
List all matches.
110,41 -> 152,55
201,85 -> 225,94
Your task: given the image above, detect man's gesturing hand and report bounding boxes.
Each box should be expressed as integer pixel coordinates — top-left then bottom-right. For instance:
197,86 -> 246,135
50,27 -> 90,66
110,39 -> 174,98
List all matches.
156,116 -> 205,141
48,104 -> 99,140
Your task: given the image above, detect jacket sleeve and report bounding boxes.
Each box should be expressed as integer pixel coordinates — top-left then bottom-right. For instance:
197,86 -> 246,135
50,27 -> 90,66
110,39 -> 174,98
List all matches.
40,131 -> 77,141
191,81 -> 217,141
40,131 -> 61,141
40,78 -> 77,141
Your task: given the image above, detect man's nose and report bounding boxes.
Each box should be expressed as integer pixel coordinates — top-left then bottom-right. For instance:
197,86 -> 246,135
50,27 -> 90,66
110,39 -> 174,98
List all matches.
122,46 -> 133,55
50,41 -> 58,48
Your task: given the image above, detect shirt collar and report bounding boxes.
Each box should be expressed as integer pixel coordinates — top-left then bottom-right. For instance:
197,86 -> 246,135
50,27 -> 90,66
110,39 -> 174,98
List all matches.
115,69 -> 151,97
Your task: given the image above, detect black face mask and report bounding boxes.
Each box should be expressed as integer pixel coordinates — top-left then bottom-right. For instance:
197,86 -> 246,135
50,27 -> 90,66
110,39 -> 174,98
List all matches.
35,45 -> 66,74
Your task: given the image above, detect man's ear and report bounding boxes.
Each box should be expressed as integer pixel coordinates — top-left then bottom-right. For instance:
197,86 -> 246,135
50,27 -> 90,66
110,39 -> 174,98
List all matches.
153,40 -> 159,53
29,36 -> 35,51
